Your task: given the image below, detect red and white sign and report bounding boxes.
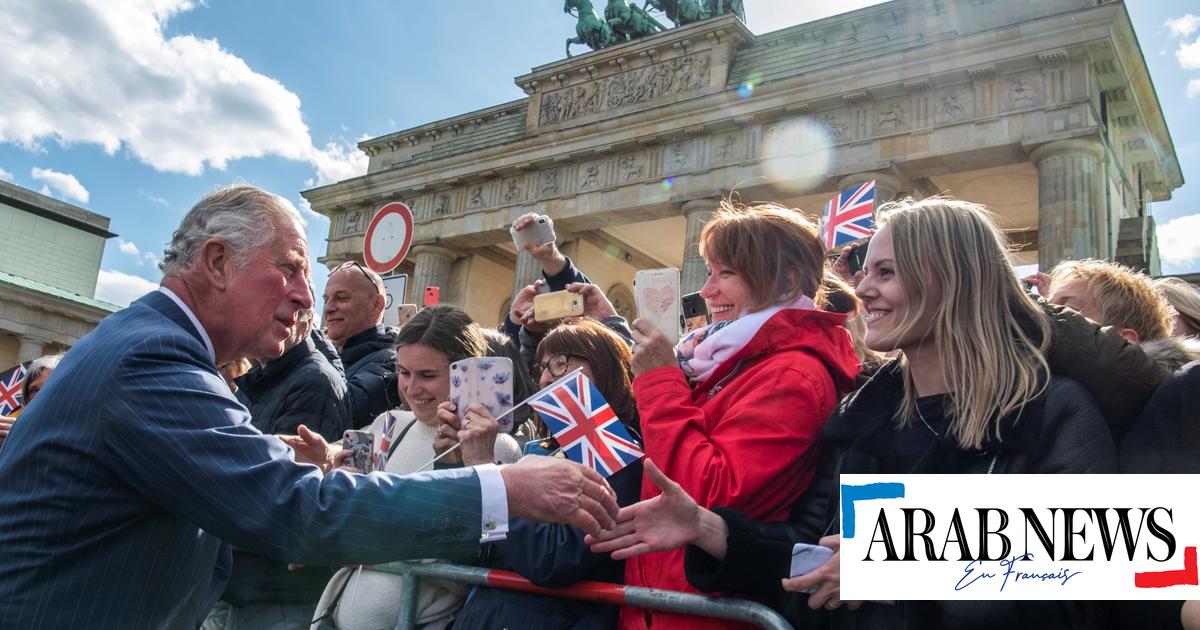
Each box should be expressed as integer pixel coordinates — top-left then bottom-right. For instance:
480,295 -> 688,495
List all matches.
362,202 -> 414,274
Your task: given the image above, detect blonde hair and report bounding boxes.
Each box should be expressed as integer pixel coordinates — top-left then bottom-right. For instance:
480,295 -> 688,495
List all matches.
877,198 -> 1052,450
699,201 -> 826,310
1154,277 -> 1200,336
1049,259 -> 1171,342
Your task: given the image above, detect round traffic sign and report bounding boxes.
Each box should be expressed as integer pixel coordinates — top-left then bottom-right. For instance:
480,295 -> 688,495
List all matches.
363,202 -> 414,274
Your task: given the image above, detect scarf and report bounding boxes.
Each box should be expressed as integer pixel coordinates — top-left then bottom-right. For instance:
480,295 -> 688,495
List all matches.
675,295 -> 816,385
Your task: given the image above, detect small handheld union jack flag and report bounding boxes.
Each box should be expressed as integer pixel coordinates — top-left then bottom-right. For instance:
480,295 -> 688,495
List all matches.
0,364 -> 26,416
819,180 -> 876,251
528,368 -> 643,477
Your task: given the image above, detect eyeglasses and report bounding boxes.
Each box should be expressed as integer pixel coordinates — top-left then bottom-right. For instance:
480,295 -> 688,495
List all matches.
533,353 -> 587,380
329,260 -> 383,292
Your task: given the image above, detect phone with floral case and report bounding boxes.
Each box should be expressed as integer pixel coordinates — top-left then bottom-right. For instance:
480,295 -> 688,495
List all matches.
342,430 -> 374,473
634,268 -> 682,345
449,357 -> 515,432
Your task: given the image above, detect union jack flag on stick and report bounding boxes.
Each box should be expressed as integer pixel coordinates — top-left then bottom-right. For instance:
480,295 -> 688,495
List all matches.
819,180 -> 876,251
528,368 -> 643,477
0,364 -> 26,416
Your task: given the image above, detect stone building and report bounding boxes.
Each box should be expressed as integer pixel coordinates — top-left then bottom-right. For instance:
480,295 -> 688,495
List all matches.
0,181 -> 118,369
304,0 -> 1183,327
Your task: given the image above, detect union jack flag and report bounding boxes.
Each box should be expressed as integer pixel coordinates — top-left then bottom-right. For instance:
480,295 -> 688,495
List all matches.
528,369 -> 643,477
819,180 -> 876,251
0,364 -> 26,416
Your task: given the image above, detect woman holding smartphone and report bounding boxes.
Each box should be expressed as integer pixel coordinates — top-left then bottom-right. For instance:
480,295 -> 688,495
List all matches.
310,305 -> 493,630
621,201 -> 860,630
592,198 -> 1120,629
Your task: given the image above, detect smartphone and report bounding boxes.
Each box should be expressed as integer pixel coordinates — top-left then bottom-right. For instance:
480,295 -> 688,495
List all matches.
634,268 -> 682,345
396,304 -> 418,327
790,542 -> 834,592
533,290 -> 584,323
424,286 -> 440,307
681,291 -> 708,333
449,357 -> 515,432
510,214 -> 556,249
342,430 -> 374,473
846,240 -> 869,276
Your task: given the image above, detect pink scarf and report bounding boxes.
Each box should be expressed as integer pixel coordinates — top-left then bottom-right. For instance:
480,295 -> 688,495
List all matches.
675,295 -> 816,385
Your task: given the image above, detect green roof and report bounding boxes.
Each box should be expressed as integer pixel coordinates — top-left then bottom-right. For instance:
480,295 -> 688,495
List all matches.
0,270 -> 121,313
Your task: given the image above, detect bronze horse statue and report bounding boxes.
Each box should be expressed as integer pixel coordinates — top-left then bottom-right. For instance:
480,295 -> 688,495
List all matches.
642,0 -> 744,27
564,0 -> 617,57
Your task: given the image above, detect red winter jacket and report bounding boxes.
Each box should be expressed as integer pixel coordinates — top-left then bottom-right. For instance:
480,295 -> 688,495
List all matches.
620,308 -> 859,630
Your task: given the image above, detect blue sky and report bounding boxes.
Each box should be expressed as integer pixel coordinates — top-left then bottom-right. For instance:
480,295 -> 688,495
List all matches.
0,0 -> 1196,308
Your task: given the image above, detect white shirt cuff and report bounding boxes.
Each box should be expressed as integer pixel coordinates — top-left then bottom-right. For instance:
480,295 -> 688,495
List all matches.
476,463 -> 509,542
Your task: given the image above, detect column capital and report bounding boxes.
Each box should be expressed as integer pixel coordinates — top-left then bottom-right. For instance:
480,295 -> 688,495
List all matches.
1029,137 -> 1104,166
409,244 -> 458,261
681,198 -> 723,216
837,172 -> 904,198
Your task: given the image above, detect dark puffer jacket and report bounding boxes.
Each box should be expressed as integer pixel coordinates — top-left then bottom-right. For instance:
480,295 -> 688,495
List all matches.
685,360 -> 1118,630
235,330 -> 349,441
339,324 -> 401,429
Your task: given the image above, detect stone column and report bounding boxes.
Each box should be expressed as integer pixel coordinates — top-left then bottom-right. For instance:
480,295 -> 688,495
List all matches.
681,199 -> 721,294
511,250 -> 543,298
837,172 -> 904,207
410,245 -> 456,304
1030,138 -> 1107,270
17,337 -> 45,364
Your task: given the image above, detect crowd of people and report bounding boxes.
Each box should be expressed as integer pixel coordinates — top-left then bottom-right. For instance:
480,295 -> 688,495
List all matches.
0,185 -> 1198,630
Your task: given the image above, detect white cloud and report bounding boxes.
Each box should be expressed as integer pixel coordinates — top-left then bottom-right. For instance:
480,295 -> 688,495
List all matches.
0,167 -> 11,182
30,167 -> 89,204
1166,15 -> 1200,38
0,0 -> 367,184
1158,214 -> 1200,266
1189,79 -> 1200,99
117,239 -> 140,256
95,269 -> 159,306
1178,37 -> 1200,70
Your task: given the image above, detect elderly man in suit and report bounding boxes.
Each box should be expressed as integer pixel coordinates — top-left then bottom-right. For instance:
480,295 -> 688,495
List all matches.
0,185 -> 618,629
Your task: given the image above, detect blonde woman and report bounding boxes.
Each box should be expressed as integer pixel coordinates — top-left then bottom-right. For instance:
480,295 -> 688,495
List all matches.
1155,276 -> 1200,337
591,198 -> 1121,629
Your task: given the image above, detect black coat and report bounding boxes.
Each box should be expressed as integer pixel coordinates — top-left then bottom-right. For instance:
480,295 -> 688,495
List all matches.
235,331 -> 349,441
685,361 -> 1118,630
1121,359 -> 1200,475
452,461 -> 643,630
339,324 -> 401,429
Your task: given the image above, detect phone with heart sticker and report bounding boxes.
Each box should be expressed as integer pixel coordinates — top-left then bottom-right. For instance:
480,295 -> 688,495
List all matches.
634,268 -> 681,345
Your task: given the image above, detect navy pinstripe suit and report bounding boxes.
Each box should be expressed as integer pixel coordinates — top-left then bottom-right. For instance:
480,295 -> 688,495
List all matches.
0,291 -> 484,628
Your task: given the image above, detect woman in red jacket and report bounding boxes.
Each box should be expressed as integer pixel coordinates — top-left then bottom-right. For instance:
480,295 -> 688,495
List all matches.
624,201 -> 859,629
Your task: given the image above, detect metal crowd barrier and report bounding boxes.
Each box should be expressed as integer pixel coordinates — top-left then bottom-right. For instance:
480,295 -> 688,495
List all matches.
373,561 -> 795,630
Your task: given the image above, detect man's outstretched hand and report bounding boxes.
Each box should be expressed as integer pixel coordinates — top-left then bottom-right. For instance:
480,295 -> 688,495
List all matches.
501,456 -> 619,537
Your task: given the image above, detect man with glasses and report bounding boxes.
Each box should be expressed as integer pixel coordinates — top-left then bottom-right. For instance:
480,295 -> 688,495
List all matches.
322,261 -> 401,428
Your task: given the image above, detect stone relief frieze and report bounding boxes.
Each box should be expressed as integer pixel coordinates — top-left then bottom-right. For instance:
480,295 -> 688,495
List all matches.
540,169 -> 562,196
467,185 -> 486,210
341,209 -> 364,236
666,140 -> 693,173
579,161 -> 604,191
820,112 -> 848,140
712,133 -> 740,162
538,53 -> 712,126
619,153 -> 647,182
935,87 -> 972,124
434,193 -> 452,216
877,101 -> 907,130
503,177 -> 523,203
1006,75 -> 1042,109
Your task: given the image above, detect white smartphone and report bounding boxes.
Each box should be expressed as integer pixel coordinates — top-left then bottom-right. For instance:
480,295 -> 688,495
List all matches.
510,215 -> 556,249
790,542 -> 834,593
634,268 -> 682,345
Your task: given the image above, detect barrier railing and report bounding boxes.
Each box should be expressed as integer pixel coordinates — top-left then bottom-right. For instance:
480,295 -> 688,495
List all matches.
372,561 -> 794,630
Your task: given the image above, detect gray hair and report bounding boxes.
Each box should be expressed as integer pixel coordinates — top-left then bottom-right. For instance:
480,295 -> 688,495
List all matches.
160,185 -> 303,276
23,353 -> 63,404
